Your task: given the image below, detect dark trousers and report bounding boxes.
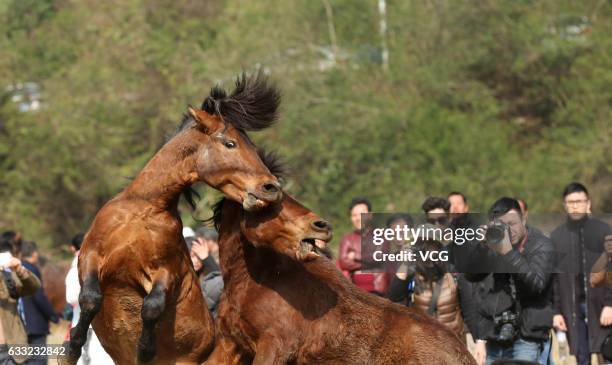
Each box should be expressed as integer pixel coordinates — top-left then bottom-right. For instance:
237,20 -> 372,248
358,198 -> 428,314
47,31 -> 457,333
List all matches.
0,344 -> 17,365
25,335 -> 47,365
576,301 -> 590,365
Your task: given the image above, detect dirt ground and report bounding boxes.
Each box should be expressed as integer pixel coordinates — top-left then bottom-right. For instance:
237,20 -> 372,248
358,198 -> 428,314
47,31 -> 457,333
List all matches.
48,321 -> 592,365
47,320 -> 69,365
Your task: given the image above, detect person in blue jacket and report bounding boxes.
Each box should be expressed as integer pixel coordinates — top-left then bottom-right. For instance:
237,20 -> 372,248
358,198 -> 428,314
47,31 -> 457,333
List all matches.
19,241 -> 59,365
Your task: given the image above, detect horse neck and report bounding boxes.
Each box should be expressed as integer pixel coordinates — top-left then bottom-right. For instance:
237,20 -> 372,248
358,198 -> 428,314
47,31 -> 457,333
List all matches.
125,132 -> 198,211
293,252 -> 387,309
218,225 -> 376,311
218,228 -> 288,286
219,229 -> 354,294
303,259 -> 353,291
218,230 -> 250,285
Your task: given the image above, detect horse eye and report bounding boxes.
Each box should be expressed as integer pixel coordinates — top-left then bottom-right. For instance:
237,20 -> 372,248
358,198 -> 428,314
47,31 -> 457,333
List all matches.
224,140 -> 237,149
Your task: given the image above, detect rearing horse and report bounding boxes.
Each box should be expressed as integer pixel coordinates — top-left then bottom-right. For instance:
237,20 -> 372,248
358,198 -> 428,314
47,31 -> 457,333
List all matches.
62,74 -> 283,365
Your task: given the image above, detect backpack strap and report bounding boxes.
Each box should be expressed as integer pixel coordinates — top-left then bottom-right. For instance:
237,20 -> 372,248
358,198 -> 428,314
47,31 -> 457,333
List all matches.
427,276 -> 444,316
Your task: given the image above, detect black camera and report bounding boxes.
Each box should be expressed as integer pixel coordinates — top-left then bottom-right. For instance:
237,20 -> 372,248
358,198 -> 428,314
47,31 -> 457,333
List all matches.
485,220 -> 509,245
493,311 -> 518,343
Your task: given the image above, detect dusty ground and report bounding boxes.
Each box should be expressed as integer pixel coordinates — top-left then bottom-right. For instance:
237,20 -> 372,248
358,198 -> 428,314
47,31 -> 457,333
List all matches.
48,320 -> 69,365
48,321 -> 589,365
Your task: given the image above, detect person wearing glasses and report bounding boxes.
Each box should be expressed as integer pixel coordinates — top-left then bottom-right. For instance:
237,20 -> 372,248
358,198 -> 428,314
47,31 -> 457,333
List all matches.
422,197 -> 451,229
551,182 -> 612,365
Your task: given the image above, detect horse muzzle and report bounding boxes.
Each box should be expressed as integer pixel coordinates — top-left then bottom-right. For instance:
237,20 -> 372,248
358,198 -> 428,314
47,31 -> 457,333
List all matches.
242,182 -> 282,211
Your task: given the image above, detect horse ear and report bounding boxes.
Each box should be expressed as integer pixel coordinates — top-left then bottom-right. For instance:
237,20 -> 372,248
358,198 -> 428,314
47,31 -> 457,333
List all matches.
188,106 -> 221,134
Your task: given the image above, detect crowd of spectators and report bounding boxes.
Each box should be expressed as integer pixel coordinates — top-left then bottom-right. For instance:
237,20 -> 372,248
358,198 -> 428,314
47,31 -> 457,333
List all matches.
337,182 -> 611,365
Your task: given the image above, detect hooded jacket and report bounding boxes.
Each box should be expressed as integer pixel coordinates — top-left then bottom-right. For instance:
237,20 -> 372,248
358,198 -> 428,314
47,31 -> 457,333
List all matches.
0,264 -> 40,363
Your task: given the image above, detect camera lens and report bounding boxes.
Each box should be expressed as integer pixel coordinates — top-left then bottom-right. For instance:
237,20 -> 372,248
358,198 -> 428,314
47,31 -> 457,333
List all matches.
498,323 -> 515,342
485,224 -> 505,244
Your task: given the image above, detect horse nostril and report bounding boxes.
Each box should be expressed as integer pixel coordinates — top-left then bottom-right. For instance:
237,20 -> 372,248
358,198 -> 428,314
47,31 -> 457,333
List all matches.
312,220 -> 330,231
263,182 -> 280,194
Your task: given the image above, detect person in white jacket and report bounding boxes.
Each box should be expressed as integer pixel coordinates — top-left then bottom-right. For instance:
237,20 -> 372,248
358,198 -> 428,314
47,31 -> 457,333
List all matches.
65,234 -> 113,365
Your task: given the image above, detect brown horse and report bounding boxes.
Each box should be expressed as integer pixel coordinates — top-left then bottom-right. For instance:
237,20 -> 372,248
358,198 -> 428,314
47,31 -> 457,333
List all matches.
39,258 -> 70,315
204,168 -> 475,364
62,74 -> 283,365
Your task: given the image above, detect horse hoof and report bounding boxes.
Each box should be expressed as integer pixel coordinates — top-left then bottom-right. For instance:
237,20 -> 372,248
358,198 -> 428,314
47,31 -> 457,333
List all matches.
137,344 -> 156,364
58,342 -> 80,365
57,353 -> 78,365
137,351 -> 156,364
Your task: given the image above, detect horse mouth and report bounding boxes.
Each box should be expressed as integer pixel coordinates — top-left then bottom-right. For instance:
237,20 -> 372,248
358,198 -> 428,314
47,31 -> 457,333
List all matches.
298,239 -> 317,261
243,192 -> 267,211
297,234 -> 331,261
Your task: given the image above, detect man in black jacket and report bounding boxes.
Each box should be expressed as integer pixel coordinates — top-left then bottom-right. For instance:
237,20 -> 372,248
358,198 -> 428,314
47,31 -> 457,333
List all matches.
551,182 -> 611,365
20,241 -> 59,365
454,197 -> 554,364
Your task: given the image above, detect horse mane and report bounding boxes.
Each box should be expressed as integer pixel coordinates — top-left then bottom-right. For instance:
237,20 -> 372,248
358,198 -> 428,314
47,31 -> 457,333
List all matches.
182,186 -> 200,211
207,148 -> 286,230
255,148 -> 286,180
175,71 -> 280,138
209,198 -> 225,232
202,72 -> 280,132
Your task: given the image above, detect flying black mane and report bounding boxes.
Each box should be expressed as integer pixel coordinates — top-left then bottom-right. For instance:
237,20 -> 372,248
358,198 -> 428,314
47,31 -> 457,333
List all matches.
203,72 -> 280,131
179,71 -> 280,134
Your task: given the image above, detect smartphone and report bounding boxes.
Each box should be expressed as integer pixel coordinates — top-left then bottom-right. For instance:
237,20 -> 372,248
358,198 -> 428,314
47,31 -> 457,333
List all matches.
0,252 -> 12,267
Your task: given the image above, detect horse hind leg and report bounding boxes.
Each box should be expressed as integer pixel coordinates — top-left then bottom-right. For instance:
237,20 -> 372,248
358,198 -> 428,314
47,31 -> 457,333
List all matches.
252,338 -> 290,365
203,337 -> 245,365
60,273 -> 102,365
137,273 -> 169,364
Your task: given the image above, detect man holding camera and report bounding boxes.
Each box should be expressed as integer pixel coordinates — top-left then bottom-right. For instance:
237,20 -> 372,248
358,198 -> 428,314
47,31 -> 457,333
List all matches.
454,197 -> 554,365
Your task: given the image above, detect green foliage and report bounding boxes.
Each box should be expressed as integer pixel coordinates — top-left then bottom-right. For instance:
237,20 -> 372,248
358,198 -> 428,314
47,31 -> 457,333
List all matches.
0,0 -> 610,249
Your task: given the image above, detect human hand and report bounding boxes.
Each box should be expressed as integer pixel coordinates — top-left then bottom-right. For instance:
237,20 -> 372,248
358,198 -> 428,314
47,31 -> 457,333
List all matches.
396,263 -> 408,280
605,235 -> 612,258
473,340 -> 486,365
553,314 -> 567,331
0,256 -> 21,271
191,238 -> 209,260
600,306 -> 612,326
6,257 -> 21,270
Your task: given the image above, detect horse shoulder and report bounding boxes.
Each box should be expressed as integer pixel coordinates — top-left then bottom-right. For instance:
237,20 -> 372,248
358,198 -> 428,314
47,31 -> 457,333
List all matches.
89,198 -> 180,249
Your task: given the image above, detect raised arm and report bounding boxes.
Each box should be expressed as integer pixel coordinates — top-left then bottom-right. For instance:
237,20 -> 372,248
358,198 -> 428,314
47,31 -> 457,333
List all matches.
14,263 -> 41,297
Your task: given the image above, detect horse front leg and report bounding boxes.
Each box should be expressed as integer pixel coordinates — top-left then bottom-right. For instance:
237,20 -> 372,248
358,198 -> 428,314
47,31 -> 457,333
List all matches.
137,269 -> 170,365
252,337 -> 290,365
203,337 -> 244,365
59,255 -> 102,365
